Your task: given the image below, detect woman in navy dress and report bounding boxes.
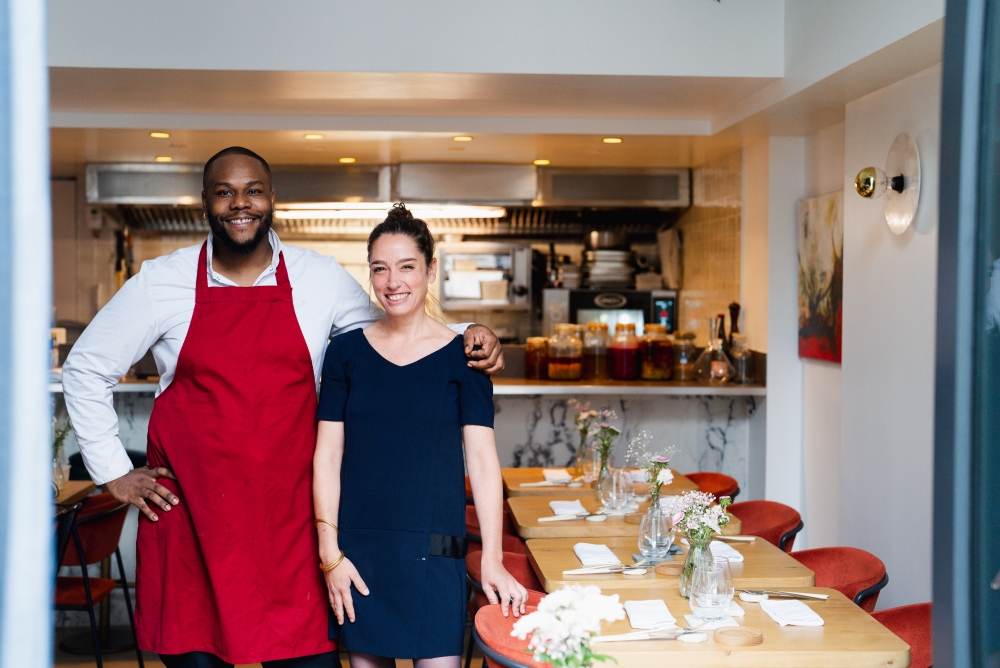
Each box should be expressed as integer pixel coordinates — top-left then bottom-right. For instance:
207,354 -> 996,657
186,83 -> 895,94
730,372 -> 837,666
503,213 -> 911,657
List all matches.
313,204 -> 527,668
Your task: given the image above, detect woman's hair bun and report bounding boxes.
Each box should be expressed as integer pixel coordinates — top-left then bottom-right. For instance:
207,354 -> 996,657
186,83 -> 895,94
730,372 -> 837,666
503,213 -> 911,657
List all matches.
385,202 -> 415,223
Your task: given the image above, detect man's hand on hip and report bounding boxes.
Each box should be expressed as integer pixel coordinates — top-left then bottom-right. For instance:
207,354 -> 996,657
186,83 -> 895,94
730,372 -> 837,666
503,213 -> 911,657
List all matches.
105,466 -> 179,522
463,324 -> 505,375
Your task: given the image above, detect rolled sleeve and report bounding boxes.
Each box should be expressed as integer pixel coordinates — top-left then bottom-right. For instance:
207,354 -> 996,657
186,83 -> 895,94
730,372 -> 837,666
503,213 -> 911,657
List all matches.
62,269 -> 161,485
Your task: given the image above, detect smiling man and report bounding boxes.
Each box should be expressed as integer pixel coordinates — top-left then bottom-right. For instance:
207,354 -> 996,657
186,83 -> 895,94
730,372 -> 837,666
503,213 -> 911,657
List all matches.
62,147 -> 504,668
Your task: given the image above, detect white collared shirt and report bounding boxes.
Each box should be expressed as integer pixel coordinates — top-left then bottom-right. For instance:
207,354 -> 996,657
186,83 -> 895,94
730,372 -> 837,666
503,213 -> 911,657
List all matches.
63,230 -> 467,484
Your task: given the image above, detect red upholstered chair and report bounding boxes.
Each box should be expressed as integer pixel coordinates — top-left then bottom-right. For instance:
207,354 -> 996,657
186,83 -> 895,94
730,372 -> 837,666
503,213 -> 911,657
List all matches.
790,547 -> 888,612
469,534 -> 529,556
467,503 -> 518,542
685,471 -> 740,502
872,603 -> 932,668
728,500 -> 803,552
466,475 -> 475,504
55,493 -> 144,668
475,604 -> 553,668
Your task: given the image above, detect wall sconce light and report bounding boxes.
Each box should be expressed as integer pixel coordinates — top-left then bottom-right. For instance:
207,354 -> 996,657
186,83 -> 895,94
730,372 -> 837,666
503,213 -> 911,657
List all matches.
854,132 -> 920,235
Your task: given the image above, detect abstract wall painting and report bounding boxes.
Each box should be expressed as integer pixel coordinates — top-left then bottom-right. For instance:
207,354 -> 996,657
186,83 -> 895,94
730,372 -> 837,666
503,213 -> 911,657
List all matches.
797,190 -> 844,363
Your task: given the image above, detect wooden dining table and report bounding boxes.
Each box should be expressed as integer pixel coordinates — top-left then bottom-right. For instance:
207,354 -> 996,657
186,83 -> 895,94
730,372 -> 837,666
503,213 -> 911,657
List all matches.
55,480 -> 96,506
508,494 -> 743,539
502,467 -> 700,498
586,586 -> 910,667
525,536 -> 816,592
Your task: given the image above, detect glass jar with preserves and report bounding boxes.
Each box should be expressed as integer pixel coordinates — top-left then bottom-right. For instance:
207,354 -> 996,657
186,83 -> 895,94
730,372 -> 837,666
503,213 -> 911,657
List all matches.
547,324 -> 583,380
525,336 -> 549,380
729,333 -> 755,384
609,323 -> 640,380
640,324 -> 673,380
673,331 -> 697,381
582,322 -> 610,380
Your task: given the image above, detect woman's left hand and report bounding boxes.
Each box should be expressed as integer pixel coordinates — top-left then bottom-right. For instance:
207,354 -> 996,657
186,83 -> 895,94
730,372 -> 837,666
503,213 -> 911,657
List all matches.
480,556 -> 528,618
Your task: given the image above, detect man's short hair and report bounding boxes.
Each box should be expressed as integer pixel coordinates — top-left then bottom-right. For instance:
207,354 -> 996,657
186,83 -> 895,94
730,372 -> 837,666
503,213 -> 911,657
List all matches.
203,146 -> 272,190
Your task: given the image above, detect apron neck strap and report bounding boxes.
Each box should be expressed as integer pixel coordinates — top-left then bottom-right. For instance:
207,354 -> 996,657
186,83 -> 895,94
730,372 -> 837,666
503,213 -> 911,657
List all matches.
195,241 -> 291,292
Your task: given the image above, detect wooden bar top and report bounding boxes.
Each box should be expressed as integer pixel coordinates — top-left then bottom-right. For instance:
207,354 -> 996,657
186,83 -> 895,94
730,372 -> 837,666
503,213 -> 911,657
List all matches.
503,467 -> 699,498
55,480 -> 95,506
587,587 -> 909,668
508,495 -> 742,539
525,536 -> 815,593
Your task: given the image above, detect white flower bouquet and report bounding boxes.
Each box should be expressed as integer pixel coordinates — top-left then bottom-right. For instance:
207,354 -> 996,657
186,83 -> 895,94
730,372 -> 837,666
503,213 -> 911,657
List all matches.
624,431 -> 677,506
660,490 -> 733,543
511,585 -> 625,667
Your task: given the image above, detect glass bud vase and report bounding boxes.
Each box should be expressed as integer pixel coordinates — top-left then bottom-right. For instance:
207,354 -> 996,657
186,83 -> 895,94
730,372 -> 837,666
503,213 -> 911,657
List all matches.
679,532 -> 715,599
638,505 -> 674,560
594,452 -> 611,501
573,436 -> 589,476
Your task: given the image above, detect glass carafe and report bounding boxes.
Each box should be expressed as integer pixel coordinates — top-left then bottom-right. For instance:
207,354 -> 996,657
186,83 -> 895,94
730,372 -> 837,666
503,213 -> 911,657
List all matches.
547,323 -> 582,380
582,322 -> 610,380
694,317 -> 734,384
609,323 -> 640,380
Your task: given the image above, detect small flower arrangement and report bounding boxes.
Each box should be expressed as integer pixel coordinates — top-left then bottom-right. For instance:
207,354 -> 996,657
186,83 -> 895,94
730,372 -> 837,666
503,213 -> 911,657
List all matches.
661,490 -> 733,543
591,423 -> 621,473
569,401 -> 617,464
625,431 -> 677,506
52,417 -> 72,456
511,585 -> 624,667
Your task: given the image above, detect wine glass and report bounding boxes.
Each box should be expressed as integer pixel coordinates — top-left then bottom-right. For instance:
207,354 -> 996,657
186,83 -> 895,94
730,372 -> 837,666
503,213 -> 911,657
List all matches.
689,557 -> 735,621
600,468 -> 632,512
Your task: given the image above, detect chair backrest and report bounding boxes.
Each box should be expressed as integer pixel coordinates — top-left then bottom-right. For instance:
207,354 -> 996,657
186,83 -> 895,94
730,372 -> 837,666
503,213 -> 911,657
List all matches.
61,493 -> 129,567
466,503 -> 518,538
871,602 -> 932,668
728,500 -> 803,552
686,472 -> 740,501
475,604 -> 553,668
790,546 -> 888,612
54,502 -> 83,570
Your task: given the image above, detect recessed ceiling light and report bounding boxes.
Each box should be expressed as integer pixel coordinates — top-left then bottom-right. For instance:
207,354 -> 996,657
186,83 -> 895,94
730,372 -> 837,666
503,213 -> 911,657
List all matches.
453,136 -> 473,142
338,157 -> 357,164
154,156 -> 173,162
602,137 -> 623,144
533,159 -> 551,166
149,132 -> 170,139
304,133 -> 324,140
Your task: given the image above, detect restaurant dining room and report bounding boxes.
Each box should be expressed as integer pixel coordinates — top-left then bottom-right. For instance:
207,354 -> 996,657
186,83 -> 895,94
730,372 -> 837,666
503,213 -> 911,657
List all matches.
0,1 -> 998,667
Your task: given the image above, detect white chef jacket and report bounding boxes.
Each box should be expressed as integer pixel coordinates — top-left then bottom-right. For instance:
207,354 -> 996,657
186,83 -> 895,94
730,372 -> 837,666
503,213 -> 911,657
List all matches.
63,230 -> 468,485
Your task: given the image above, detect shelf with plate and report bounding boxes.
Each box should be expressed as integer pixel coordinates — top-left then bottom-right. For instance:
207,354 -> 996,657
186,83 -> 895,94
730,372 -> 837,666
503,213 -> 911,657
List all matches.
491,377 -> 765,396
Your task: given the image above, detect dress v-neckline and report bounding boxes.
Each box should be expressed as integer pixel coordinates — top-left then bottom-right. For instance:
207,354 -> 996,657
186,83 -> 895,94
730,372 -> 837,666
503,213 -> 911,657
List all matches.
360,329 -> 460,368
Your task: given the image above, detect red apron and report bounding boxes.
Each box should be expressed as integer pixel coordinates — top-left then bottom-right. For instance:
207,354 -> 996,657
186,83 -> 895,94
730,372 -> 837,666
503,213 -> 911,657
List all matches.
136,243 -> 335,663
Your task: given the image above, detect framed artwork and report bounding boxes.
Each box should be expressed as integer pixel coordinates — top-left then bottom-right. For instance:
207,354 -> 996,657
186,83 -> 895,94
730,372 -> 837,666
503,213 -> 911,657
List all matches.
797,190 -> 844,363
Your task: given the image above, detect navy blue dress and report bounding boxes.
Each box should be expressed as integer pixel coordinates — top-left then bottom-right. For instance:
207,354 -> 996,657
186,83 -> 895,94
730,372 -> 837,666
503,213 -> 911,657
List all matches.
316,328 -> 494,659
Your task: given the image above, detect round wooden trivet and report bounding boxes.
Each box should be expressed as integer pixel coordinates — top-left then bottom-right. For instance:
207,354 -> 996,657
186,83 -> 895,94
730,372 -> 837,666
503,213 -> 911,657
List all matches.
624,513 -> 643,524
714,626 -> 763,647
654,561 -> 683,577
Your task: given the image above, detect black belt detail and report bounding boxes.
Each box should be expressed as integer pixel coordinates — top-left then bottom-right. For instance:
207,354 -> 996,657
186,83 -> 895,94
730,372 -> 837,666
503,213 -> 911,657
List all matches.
429,533 -> 470,559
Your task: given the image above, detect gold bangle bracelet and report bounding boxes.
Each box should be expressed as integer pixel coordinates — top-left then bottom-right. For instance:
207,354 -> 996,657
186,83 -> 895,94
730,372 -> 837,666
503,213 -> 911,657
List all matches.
315,519 -> 339,534
320,550 -> 345,572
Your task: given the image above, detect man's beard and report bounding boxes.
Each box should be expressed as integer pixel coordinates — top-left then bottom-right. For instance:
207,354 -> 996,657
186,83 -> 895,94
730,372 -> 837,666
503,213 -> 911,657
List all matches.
207,210 -> 273,256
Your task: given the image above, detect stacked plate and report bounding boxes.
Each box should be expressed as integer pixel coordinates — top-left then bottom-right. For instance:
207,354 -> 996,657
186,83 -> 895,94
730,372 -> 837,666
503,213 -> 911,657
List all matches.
559,263 -> 582,289
583,250 -> 634,289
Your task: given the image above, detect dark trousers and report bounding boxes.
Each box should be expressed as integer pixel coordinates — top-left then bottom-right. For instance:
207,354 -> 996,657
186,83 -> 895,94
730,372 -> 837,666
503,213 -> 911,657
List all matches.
159,651 -> 338,668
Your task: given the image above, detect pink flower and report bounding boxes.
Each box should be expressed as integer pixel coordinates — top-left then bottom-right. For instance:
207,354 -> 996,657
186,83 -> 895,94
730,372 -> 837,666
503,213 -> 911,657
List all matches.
653,456 -> 669,463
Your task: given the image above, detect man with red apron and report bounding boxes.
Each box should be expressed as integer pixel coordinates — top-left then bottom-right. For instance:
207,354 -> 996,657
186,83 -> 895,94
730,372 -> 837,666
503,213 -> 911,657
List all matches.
62,147 -> 505,668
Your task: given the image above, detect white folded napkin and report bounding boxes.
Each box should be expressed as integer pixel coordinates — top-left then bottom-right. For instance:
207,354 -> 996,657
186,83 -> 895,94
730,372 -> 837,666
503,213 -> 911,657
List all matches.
549,499 -> 587,516
629,469 -> 646,483
727,601 -> 745,617
683,614 -> 739,630
709,541 -> 745,562
573,543 -> 621,566
543,468 -> 572,483
759,599 -> 824,627
623,600 -> 676,630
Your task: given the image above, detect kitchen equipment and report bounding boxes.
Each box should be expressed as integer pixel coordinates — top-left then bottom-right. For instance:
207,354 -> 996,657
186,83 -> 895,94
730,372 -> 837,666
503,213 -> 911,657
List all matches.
583,249 -> 634,289
542,288 -> 678,336
586,230 -> 630,250
437,242 -> 531,311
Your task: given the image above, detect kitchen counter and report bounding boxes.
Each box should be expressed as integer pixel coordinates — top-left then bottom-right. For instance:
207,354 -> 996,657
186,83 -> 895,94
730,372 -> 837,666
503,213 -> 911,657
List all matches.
491,378 -> 765,396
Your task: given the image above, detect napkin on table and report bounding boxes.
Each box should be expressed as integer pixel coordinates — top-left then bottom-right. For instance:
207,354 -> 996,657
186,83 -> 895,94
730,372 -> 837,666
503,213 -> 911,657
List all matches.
709,541 -> 745,562
623,600 -> 676,630
629,469 -> 646,483
573,543 -> 621,566
683,614 -> 739,630
543,468 -> 572,483
727,600 -> 745,616
759,599 -> 824,627
549,499 -> 587,516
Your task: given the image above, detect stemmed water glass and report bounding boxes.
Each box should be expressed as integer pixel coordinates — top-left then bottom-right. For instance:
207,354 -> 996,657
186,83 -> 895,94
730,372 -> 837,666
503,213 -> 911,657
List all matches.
689,557 -> 735,621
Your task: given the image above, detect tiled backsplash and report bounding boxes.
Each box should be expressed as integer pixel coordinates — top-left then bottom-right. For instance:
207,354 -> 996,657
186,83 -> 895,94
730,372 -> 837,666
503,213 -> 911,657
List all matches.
676,151 -> 743,345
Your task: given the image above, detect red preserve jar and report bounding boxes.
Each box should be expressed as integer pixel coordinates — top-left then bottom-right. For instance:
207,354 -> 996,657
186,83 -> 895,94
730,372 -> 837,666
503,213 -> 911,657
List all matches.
609,323 -> 640,380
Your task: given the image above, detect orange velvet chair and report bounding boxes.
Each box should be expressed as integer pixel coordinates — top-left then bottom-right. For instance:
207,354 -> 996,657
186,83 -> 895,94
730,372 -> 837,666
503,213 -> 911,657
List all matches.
475,604 -> 552,668
465,550 -> 545,668
466,503 -> 518,541
685,471 -> 740,502
466,475 -> 475,504
790,547 -> 888,612
727,500 -> 803,552
468,533 -> 529,556
872,603 -> 932,668
55,493 -> 144,668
